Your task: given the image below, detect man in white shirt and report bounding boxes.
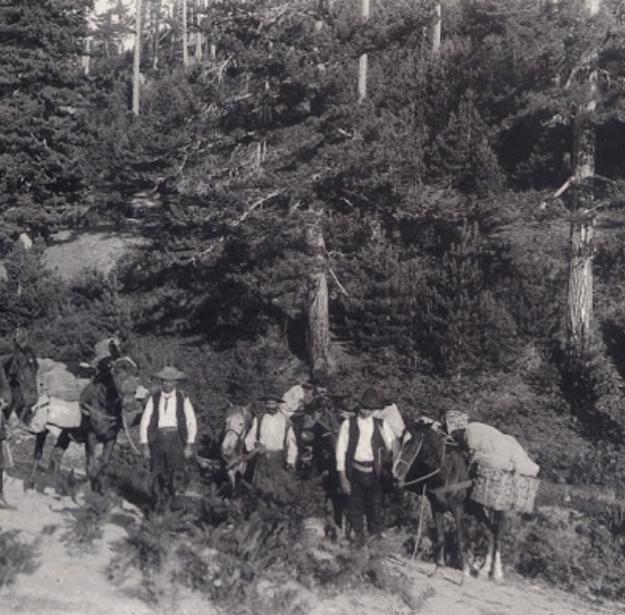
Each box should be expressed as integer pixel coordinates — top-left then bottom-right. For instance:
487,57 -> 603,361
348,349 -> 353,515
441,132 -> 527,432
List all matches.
245,389 -> 297,492
336,387 -> 397,545
139,366 -> 197,513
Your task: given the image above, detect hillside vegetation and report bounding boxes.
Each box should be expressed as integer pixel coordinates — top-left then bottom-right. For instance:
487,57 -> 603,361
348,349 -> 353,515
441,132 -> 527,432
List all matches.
3,0 -> 625,610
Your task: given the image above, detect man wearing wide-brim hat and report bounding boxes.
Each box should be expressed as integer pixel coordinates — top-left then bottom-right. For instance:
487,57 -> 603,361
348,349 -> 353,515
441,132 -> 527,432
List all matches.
244,388 -> 298,490
336,386 -> 397,546
139,365 -> 198,513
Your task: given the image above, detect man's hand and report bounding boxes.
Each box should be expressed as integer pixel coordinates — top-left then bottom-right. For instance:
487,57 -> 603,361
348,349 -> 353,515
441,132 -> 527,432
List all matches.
339,471 -> 351,496
142,444 -> 151,460
286,463 -> 295,473
255,443 -> 267,454
184,444 -> 194,460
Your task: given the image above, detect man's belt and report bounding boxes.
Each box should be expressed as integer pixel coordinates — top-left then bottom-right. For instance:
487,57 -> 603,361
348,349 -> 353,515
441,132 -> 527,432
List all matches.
158,426 -> 179,432
353,460 -> 374,473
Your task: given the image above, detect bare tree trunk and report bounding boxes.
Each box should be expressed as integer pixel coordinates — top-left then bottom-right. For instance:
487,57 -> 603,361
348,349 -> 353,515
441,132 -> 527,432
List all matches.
82,36 -> 91,76
305,215 -> 334,375
358,0 -> 370,102
182,0 -> 189,69
431,2 -> 441,56
566,1 -> 599,356
152,0 -> 162,70
194,0 -> 204,61
133,0 -> 143,115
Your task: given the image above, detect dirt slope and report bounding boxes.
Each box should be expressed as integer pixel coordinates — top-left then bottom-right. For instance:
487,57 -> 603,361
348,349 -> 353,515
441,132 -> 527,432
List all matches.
0,474 -> 622,615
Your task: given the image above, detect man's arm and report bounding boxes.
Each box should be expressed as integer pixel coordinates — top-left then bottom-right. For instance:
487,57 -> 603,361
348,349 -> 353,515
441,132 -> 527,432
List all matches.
285,422 -> 297,467
139,397 -> 154,445
382,420 -> 399,457
183,397 -> 197,444
335,419 -> 349,473
244,417 -> 258,452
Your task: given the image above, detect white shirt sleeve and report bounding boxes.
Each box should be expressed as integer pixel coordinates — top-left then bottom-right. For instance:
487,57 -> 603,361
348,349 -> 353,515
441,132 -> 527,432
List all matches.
335,419 -> 350,473
382,419 -> 398,458
139,396 -> 154,444
183,396 -> 197,444
285,422 -> 297,467
245,417 -> 259,452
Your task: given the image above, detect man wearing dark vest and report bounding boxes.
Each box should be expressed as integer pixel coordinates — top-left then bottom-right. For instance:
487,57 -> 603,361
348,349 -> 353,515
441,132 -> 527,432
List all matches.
336,386 -> 397,546
139,366 -> 197,512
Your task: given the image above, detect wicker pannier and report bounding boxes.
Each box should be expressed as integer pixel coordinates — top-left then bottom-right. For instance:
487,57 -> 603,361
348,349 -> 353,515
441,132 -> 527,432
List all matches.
471,467 -> 540,513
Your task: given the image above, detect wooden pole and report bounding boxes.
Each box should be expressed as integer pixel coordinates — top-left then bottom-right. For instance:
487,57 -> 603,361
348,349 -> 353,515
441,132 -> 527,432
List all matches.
431,2 -> 441,56
132,0 -> 142,115
182,0 -> 189,69
358,0 -> 370,102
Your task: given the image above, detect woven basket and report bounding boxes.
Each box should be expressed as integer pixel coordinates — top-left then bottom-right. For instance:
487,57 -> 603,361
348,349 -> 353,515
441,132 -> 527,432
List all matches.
471,468 -> 540,513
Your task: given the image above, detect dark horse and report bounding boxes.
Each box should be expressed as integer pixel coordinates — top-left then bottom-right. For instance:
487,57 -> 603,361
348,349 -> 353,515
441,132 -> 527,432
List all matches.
394,418 -> 506,581
25,356 -> 139,493
295,399 -> 350,540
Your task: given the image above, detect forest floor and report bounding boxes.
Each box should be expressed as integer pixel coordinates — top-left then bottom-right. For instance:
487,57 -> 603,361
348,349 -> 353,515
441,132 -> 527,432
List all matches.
0,472 -> 622,615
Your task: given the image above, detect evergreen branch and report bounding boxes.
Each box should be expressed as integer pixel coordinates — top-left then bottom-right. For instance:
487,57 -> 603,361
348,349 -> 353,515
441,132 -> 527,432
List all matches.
328,265 -> 350,297
539,176 -> 574,210
186,190 -> 284,264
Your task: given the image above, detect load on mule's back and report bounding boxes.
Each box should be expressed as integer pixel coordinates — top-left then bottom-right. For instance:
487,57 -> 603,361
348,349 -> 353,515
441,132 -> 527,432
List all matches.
26,337 -> 140,493
394,411 -> 540,581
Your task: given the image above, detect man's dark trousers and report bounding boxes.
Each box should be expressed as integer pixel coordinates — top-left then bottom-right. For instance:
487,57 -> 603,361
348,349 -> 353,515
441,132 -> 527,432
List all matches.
150,428 -> 187,512
348,467 -> 383,537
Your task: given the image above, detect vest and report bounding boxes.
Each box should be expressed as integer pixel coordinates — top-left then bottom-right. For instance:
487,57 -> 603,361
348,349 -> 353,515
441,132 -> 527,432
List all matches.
147,390 -> 188,444
345,417 -> 387,479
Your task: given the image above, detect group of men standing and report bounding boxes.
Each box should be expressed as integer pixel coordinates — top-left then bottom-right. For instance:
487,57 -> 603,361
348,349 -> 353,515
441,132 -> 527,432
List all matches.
138,364 -> 400,547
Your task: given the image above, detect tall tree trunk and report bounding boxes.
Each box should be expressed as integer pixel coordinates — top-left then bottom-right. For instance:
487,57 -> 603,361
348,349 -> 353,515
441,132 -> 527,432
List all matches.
133,0 -> 143,115
182,0 -> 189,69
305,215 -> 334,375
82,36 -> 91,76
358,0 -> 370,102
566,0 -> 599,356
152,0 -> 162,70
431,2 -> 441,56
194,0 -> 203,61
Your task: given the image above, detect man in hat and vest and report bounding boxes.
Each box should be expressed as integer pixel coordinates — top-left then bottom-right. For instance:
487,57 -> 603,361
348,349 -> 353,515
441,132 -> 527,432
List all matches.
336,386 -> 397,545
244,389 -> 297,492
139,366 -> 198,512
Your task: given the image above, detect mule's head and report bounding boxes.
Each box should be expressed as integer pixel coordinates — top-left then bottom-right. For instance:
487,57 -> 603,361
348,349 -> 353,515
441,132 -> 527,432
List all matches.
110,356 -> 140,414
221,404 -> 252,459
6,342 -> 39,410
393,416 -> 445,482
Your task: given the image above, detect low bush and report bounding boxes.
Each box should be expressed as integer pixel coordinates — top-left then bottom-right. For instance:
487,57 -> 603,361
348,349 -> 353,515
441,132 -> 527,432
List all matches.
0,530 -> 39,588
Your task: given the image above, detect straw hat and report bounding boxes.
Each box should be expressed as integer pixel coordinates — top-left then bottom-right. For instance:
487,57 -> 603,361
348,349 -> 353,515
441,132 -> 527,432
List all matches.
154,366 -> 187,381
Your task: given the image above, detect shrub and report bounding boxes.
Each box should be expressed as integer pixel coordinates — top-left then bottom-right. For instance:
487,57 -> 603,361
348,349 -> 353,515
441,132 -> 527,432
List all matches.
0,530 -> 39,588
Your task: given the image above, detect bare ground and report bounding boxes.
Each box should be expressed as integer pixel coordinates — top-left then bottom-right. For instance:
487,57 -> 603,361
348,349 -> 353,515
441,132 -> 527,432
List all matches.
0,473 -> 623,615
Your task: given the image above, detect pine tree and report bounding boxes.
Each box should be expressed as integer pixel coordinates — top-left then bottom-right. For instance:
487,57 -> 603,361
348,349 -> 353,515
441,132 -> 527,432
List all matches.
0,0 -> 94,249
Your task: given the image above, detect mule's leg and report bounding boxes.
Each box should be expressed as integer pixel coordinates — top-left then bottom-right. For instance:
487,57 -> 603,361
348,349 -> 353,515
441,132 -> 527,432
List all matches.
85,432 -> 98,491
93,439 -> 115,494
451,504 -> 470,577
0,469 -> 15,509
49,430 -> 71,475
469,503 -> 494,578
429,507 -> 446,573
25,430 -> 48,490
491,511 -> 506,582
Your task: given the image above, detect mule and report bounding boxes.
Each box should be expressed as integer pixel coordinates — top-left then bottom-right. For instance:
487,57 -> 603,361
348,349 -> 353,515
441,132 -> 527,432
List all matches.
394,418 -> 506,581
25,356 -> 139,493
220,403 -> 257,494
